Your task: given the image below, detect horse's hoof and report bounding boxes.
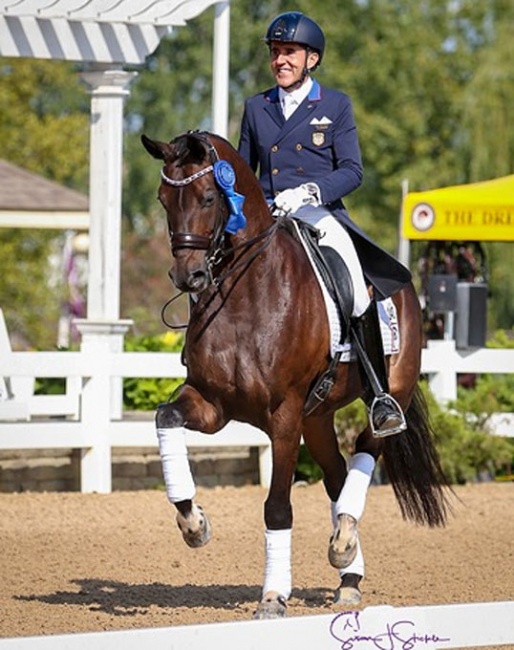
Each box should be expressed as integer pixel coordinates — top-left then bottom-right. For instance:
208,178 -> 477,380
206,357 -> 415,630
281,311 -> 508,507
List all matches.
334,585 -> 362,607
253,594 -> 287,620
334,573 -> 362,607
176,504 -> 212,548
328,514 -> 358,569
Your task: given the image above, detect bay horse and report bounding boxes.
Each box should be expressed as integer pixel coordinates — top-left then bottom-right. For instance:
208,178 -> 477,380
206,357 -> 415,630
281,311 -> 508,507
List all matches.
141,130 -> 449,619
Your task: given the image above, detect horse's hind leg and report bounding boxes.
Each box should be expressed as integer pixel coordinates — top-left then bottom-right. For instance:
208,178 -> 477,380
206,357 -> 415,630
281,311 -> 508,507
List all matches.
304,413 -> 381,607
156,384 -> 224,548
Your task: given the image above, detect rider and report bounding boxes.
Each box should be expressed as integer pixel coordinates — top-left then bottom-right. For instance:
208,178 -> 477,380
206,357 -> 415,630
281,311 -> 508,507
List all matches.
238,11 -> 412,438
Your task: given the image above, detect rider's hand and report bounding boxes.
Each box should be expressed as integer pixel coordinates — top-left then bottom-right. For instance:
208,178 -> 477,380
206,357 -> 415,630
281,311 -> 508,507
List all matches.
274,184 -> 320,215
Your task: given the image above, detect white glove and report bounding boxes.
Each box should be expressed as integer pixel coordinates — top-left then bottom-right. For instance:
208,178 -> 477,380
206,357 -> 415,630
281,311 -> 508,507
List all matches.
274,184 -> 320,215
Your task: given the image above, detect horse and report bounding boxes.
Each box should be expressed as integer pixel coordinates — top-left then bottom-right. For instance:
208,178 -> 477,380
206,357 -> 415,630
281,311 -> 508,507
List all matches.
141,130 -> 450,619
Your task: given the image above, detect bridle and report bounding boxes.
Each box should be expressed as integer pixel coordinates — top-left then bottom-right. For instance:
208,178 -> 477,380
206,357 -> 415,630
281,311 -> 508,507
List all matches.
159,131 -> 278,288
158,132 -> 283,329
160,131 -> 227,259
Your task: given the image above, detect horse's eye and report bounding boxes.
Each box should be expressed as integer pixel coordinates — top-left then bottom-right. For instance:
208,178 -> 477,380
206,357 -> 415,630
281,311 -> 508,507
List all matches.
202,192 -> 215,208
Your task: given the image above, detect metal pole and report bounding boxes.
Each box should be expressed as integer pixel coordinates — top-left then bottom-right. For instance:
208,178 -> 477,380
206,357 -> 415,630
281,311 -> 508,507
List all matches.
397,178 -> 411,268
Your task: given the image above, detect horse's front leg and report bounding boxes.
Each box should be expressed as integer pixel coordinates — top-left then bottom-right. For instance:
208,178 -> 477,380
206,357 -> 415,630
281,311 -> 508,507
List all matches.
254,420 -> 302,620
156,384 -> 225,548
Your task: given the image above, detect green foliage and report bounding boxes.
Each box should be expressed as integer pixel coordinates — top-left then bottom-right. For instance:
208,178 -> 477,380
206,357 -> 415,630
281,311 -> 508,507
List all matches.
423,382 -> 512,484
0,58 -> 89,189
295,445 -> 324,483
487,329 -> 514,349
297,380 -> 512,485
0,229 -> 66,349
122,331 -> 185,411
455,374 -> 514,422
334,400 -> 369,455
0,59 -> 89,349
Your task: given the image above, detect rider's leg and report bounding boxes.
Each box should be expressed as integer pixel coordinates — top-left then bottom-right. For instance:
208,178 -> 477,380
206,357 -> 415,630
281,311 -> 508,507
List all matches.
351,300 -> 407,437
295,206 -> 406,437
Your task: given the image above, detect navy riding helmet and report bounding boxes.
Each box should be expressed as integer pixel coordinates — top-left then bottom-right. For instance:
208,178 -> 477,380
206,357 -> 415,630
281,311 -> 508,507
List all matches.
264,12 -> 325,68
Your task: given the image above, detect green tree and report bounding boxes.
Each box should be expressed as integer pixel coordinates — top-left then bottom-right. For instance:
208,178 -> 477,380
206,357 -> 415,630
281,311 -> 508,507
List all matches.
2,0 -> 513,345
0,59 -> 90,348
0,58 -> 89,188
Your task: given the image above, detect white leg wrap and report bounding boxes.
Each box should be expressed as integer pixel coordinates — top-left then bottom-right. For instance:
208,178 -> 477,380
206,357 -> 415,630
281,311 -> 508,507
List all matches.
262,529 -> 292,600
333,452 -> 376,521
157,426 -> 196,503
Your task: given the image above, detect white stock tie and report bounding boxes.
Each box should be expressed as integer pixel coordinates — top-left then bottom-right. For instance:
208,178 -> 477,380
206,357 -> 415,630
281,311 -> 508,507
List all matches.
282,94 -> 297,120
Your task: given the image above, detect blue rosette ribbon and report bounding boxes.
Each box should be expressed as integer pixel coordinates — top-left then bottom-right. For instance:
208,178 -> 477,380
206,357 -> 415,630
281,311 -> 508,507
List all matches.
213,160 -> 247,234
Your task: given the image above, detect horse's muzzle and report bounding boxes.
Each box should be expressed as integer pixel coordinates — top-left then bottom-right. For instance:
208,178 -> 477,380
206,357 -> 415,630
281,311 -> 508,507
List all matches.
169,264 -> 210,293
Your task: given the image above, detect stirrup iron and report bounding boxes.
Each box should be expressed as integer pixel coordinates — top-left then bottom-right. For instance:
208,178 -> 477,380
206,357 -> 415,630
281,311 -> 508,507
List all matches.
369,392 -> 407,438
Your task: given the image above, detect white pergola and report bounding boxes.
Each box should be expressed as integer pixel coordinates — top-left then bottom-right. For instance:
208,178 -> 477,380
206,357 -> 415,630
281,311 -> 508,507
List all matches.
0,0 -> 230,331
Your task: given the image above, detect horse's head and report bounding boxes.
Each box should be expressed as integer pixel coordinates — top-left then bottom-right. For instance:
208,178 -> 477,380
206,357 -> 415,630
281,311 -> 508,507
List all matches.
142,131 -> 264,294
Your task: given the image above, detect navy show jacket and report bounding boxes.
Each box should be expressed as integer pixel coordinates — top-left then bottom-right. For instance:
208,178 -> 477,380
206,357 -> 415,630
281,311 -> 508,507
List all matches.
238,80 -> 412,299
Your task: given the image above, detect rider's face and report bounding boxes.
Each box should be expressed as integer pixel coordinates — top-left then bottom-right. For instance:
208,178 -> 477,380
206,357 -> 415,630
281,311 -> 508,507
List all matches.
269,41 -> 319,89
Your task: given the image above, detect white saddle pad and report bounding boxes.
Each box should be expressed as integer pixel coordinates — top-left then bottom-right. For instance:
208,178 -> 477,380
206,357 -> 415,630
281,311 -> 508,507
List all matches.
292,220 -> 400,362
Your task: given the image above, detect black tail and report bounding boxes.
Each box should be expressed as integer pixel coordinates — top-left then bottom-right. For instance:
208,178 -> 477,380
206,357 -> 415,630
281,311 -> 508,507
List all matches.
382,384 -> 452,526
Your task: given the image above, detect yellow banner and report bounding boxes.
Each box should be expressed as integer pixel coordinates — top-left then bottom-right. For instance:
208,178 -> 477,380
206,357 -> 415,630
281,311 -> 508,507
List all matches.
401,175 -> 514,241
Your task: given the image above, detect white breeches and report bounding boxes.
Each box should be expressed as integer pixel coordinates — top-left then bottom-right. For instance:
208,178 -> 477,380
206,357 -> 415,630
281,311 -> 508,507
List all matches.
293,205 -> 370,317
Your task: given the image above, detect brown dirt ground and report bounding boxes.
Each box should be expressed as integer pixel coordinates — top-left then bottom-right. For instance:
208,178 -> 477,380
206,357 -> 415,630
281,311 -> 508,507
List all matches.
0,482 -> 513,642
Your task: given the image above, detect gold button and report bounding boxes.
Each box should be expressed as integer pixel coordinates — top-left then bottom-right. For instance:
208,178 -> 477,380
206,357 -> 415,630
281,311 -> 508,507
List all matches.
296,143 -> 302,150
271,145 -> 278,152
272,168 -> 279,175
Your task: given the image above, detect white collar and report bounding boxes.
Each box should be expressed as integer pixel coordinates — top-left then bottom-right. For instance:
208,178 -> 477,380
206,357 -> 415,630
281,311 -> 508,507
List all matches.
278,76 -> 313,108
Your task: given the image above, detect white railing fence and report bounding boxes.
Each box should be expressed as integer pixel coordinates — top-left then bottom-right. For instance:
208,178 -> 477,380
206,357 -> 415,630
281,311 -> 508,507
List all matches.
1,308 -> 513,493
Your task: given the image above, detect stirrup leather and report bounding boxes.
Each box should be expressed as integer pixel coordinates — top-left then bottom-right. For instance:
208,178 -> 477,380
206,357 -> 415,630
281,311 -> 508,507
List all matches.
369,393 -> 407,438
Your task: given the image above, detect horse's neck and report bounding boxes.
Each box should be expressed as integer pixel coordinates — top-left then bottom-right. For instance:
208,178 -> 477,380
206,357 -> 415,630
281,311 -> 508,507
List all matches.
244,199 -> 275,239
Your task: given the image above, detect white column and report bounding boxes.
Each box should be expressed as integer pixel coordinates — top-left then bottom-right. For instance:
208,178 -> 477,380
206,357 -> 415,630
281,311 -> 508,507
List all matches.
75,320 -> 132,493
81,66 -> 137,321
76,68 -> 135,492
212,1 -> 230,138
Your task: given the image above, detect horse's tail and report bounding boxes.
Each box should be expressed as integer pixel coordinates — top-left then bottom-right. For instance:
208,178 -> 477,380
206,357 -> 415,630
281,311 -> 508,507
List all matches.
382,383 -> 452,527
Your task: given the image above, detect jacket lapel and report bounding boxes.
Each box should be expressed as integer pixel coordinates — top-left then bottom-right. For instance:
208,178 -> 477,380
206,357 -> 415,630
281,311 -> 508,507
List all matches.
272,80 -> 323,142
263,86 -> 285,128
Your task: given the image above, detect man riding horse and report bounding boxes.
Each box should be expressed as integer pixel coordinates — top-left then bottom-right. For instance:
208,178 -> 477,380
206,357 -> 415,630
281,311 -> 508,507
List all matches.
238,11 -> 412,438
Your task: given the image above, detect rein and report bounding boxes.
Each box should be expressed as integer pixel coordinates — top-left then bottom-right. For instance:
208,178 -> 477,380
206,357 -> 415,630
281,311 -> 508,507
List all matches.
160,221 -> 279,330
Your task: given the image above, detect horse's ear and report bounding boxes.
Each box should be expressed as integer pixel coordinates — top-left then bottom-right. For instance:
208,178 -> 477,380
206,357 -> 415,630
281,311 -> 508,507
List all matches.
141,134 -> 172,161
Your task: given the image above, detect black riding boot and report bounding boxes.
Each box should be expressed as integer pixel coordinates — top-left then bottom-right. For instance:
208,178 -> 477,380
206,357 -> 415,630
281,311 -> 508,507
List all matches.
351,300 -> 407,437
